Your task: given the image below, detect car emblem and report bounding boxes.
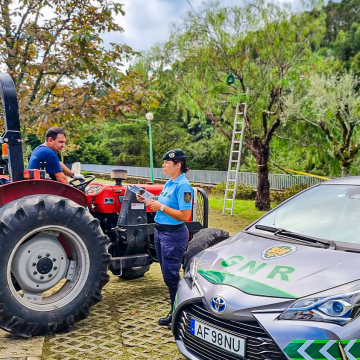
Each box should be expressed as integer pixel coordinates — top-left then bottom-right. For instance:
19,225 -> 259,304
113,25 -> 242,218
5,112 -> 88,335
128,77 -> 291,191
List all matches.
210,296 -> 226,313
261,244 -> 297,260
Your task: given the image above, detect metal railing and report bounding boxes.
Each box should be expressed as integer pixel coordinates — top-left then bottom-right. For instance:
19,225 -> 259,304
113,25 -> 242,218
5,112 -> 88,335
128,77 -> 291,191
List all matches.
81,164 -> 324,190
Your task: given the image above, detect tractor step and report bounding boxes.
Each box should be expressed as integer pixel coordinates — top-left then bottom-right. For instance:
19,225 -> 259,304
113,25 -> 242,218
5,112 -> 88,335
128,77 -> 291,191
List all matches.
109,254 -> 149,275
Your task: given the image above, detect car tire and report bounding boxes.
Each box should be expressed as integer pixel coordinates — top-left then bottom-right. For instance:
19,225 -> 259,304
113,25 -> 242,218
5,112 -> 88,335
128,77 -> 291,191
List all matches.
0,194 -> 110,338
183,228 -> 229,270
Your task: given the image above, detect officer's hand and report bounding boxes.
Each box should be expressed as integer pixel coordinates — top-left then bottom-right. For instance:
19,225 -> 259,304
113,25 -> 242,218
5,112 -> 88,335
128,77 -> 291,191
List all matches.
73,173 -> 85,181
146,200 -> 162,211
136,194 -> 146,202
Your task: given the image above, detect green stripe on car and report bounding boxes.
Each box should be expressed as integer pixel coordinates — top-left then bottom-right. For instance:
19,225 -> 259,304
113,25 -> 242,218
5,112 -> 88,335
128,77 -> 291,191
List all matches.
197,269 -> 297,298
283,339 -> 360,359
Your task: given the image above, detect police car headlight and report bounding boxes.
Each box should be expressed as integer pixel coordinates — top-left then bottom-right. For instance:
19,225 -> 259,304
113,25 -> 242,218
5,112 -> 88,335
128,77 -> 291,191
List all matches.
184,251 -> 204,288
280,290 -> 360,325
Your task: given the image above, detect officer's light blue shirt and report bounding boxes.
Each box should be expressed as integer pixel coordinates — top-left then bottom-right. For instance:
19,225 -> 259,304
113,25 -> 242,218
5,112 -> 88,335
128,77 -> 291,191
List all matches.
155,173 -> 193,225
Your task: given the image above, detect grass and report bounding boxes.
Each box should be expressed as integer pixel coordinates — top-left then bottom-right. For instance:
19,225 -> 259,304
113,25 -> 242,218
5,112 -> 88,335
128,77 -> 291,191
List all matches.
208,196 -> 267,222
94,177 -> 114,184
207,196 -> 268,235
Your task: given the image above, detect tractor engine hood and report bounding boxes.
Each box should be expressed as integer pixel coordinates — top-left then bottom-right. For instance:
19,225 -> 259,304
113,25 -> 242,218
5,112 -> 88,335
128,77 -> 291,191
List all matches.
196,232 -> 360,299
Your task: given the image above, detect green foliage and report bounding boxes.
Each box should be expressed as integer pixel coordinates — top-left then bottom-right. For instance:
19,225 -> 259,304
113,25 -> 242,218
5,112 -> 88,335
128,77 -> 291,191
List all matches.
270,184 -> 309,205
284,72 -> 360,176
211,183 -> 256,200
208,197 -> 267,221
144,0 -> 325,210
211,182 -> 308,205
0,0 -> 160,146
323,0 -> 360,74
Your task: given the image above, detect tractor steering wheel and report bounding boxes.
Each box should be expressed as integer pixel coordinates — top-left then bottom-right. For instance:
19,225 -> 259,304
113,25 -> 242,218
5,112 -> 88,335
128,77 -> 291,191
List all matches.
69,175 -> 95,191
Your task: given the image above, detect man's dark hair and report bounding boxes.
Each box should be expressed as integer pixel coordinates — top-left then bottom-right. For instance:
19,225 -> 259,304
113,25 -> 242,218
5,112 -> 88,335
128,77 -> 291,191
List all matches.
45,127 -> 66,141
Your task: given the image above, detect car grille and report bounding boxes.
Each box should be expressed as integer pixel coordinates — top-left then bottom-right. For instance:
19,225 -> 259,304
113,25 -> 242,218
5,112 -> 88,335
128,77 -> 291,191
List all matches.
175,302 -> 287,360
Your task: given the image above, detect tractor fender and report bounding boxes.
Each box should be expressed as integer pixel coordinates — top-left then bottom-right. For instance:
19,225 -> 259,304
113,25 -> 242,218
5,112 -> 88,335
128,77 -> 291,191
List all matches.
0,180 -> 88,207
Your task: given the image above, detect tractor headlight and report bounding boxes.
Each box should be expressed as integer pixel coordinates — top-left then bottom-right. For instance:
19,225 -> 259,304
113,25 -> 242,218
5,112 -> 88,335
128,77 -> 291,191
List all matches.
280,290 -> 360,325
184,251 -> 204,288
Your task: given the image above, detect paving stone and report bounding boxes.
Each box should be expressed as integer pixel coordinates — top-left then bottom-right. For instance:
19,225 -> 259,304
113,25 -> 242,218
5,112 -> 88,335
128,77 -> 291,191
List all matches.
42,264 -> 184,359
0,331 -> 44,359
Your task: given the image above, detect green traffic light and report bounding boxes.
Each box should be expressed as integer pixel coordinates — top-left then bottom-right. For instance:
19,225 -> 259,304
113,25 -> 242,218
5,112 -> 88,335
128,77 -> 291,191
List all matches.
226,73 -> 235,85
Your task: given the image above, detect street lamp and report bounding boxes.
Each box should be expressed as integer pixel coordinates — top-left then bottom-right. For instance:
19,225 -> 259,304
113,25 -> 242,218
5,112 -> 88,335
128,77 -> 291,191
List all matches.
145,112 -> 154,182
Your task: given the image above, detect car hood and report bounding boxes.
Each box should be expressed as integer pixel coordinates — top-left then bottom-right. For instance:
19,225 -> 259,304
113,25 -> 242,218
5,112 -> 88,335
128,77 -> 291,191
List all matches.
196,232 -> 360,299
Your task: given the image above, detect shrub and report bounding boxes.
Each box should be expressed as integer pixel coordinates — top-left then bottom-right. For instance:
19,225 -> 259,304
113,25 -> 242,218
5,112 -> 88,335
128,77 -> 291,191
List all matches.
211,182 -> 256,200
212,182 -> 309,204
211,182 -> 226,196
270,183 -> 309,205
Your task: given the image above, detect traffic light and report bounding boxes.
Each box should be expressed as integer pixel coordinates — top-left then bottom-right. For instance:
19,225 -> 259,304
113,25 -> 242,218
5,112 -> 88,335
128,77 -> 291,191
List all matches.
226,73 -> 236,85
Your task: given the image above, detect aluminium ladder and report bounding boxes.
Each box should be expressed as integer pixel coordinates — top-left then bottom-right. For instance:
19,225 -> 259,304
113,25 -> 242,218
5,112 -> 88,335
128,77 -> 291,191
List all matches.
222,102 -> 246,215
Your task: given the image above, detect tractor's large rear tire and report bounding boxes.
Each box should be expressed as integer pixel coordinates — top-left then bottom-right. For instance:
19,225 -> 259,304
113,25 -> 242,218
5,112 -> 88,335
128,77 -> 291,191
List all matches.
183,228 -> 230,270
0,195 -> 110,338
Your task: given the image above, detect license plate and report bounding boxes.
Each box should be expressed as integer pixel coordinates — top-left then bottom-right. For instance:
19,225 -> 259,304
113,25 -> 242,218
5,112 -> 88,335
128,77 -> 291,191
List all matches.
190,318 -> 245,356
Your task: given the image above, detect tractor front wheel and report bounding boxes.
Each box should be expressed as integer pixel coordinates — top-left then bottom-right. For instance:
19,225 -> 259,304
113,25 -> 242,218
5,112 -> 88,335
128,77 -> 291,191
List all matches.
183,228 -> 230,270
119,265 -> 150,280
0,195 -> 110,338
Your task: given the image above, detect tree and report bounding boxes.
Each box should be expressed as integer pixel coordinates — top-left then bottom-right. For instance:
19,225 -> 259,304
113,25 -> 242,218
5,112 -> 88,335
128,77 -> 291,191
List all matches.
324,0 -> 360,44
0,0 -> 160,143
284,73 -> 360,176
145,1 -> 325,210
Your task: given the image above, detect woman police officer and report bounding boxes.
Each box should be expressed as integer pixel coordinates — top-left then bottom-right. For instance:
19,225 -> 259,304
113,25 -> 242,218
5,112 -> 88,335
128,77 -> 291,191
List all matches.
137,149 -> 193,328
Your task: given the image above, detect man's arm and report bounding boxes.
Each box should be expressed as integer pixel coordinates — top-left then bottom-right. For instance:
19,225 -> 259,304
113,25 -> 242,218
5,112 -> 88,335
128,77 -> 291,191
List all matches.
60,162 -> 73,177
54,171 -> 69,184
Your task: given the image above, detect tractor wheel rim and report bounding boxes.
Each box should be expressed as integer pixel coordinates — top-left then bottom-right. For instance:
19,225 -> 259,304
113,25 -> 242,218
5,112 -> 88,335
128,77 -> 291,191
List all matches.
7,225 -> 90,311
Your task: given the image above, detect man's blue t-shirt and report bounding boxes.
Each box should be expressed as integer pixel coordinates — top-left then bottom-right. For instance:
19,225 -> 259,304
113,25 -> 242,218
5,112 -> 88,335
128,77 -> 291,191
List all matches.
28,145 -> 62,179
155,173 -> 193,225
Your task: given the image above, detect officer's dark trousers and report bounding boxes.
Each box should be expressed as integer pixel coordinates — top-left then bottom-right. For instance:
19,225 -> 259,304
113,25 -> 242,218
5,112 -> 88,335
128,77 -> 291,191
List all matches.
154,226 -> 189,307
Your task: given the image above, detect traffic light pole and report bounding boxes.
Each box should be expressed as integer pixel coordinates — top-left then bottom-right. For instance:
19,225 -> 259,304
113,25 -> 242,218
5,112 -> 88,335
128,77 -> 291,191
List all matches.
147,120 -> 154,182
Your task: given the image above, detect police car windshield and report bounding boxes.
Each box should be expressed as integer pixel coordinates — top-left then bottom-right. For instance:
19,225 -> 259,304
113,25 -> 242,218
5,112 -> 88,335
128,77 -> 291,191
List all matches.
255,184 -> 360,246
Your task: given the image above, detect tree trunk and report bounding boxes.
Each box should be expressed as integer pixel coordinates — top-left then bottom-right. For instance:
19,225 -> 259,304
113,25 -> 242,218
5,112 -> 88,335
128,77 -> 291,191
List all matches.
251,142 -> 271,211
340,163 -> 350,177
255,160 -> 271,211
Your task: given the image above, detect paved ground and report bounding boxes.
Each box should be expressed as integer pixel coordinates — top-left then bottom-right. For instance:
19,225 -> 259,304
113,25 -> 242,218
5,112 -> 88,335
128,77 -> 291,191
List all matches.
0,329 -> 43,360
0,264 -> 182,360
41,264 -> 183,360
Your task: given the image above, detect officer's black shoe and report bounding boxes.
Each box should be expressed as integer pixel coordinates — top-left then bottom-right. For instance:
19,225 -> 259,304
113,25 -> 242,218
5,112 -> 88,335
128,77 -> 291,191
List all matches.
167,323 -> 172,330
158,312 -> 172,326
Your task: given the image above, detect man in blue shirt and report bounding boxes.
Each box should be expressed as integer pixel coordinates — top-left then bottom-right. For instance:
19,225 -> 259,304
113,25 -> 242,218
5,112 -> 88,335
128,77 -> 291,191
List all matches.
28,127 -> 84,184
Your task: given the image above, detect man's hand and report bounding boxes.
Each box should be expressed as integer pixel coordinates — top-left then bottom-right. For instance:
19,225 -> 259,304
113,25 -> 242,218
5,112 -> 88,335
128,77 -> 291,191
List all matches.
73,173 -> 85,180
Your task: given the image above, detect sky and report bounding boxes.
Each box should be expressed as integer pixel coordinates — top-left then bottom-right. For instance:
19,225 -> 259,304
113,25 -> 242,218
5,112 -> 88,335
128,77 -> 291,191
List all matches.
105,0 -> 305,53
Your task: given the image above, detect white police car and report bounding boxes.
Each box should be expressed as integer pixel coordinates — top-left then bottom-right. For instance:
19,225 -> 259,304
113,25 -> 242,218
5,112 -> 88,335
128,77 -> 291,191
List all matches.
172,177 -> 360,360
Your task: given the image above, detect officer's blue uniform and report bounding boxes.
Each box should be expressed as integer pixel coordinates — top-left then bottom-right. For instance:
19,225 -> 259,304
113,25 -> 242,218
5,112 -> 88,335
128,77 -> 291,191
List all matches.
28,145 -> 62,180
154,171 -> 193,308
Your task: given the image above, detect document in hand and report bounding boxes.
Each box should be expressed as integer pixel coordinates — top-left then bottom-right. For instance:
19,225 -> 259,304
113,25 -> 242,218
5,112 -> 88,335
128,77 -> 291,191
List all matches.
128,185 -> 155,200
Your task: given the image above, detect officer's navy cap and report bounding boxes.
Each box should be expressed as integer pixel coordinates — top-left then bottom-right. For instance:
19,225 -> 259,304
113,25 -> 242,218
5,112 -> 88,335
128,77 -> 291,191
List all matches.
163,149 -> 186,160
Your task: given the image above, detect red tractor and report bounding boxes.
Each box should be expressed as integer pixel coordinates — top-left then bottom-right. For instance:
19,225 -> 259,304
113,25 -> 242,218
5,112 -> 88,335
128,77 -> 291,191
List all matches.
0,73 -> 211,338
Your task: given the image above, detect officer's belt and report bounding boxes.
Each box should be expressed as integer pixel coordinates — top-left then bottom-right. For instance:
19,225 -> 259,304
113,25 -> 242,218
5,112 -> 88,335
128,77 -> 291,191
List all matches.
155,223 -> 185,231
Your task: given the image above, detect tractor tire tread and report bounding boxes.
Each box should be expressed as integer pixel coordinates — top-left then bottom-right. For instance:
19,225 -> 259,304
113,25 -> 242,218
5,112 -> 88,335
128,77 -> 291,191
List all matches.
0,195 -> 110,337
118,265 -> 151,280
183,228 -> 230,270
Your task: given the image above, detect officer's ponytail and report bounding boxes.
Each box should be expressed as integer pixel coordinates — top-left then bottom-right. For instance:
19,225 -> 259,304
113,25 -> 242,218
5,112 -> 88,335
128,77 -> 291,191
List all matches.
174,158 -> 189,173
